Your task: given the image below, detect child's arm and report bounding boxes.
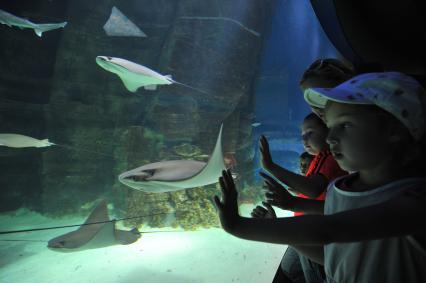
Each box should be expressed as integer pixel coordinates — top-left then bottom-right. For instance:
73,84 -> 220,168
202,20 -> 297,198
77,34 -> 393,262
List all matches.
260,135 -> 326,198
250,203 -> 325,263
261,172 -> 325,214
214,170 -> 426,246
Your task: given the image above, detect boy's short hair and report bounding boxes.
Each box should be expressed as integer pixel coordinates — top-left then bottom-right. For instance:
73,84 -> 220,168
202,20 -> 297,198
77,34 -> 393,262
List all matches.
300,58 -> 355,87
303,113 -> 327,131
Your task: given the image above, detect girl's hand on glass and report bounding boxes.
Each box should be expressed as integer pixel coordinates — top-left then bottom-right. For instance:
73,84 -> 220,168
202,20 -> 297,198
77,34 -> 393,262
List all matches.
259,135 -> 275,171
251,202 -> 277,219
260,172 -> 296,211
214,169 -> 240,233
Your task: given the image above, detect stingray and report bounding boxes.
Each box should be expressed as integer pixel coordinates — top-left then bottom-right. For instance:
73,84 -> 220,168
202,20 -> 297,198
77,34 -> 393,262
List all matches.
48,200 -> 140,252
95,56 -> 209,94
0,133 -> 54,148
118,124 -> 226,193
103,6 -> 146,37
0,9 -> 67,37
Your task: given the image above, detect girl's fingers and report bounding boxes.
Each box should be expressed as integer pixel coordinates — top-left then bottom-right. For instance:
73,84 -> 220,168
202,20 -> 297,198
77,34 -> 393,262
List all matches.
259,172 -> 273,182
260,172 -> 281,187
219,176 -> 226,191
265,192 -> 275,199
254,205 -> 268,213
219,176 -> 228,204
261,135 -> 269,149
251,211 -> 264,218
213,195 -> 223,210
263,180 -> 280,193
265,199 -> 279,207
223,169 -> 233,189
262,202 -> 274,211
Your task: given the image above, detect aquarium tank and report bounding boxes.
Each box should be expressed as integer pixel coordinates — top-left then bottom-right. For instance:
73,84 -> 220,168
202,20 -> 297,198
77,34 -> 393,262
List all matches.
0,1 -> 338,282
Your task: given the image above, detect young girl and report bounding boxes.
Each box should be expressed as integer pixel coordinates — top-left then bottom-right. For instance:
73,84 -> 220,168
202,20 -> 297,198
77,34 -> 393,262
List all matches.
258,114 -> 345,283
258,59 -> 352,283
215,72 -> 426,283
260,112 -> 347,214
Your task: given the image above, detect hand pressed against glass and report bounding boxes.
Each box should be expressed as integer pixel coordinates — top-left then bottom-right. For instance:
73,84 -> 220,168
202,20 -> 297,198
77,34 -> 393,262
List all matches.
259,135 -> 274,171
213,170 -> 239,232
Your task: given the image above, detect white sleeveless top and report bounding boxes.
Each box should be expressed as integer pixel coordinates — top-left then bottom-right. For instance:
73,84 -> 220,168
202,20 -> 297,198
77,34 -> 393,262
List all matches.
324,175 -> 426,283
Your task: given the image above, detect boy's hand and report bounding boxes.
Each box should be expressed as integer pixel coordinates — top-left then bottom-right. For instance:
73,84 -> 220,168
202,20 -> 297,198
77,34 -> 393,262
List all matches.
260,172 -> 296,211
214,169 -> 240,233
251,202 -> 277,219
259,135 -> 275,171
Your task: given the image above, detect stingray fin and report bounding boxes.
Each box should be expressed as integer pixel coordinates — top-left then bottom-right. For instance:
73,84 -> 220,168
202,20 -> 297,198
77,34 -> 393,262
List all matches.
80,221 -> 118,249
115,227 -> 141,245
34,29 -> 43,37
84,200 -> 110,225
184,124 -> 226,186
144,84 -> 157,91
118,76 -> 140,92
157,124 -> 225,189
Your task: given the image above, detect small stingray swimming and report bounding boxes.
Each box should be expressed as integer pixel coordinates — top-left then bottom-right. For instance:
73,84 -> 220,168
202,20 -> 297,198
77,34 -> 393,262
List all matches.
48,200 -> 140,252
0,133 -> 115,158
95,56 -> 209,94
0,9 -> 67,37
119,124 -> 226,193
0,133 -> 54,148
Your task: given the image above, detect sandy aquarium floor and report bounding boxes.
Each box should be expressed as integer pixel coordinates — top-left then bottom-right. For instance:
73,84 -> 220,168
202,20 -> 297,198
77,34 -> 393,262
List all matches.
0,204 -> 292,283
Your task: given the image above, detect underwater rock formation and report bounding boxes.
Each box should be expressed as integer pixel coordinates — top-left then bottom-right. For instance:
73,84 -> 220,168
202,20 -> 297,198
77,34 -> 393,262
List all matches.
173,143 -> 202,158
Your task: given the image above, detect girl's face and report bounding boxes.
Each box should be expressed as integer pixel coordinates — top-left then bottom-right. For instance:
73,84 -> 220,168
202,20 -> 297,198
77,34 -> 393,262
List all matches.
301,119 -> 328,155
324,102 -> 393,172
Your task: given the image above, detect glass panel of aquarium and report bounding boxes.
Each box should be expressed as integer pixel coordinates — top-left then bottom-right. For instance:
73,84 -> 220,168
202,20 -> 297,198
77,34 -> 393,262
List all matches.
0,1 -> 337,282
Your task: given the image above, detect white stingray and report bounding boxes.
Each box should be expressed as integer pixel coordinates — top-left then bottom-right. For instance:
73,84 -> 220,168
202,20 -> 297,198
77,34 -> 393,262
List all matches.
95,56 -> 208,94
103,6 -> 146,37
118,124 -> 226,193
0,9 -> 67,37
0,133 -> 54,148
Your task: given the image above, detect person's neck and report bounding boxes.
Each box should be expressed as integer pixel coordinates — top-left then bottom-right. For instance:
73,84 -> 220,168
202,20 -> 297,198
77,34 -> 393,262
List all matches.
352,163 -> 404,192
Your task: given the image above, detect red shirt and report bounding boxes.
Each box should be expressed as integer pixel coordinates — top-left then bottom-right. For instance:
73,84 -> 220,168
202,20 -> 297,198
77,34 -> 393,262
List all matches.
294,149 -> 347,216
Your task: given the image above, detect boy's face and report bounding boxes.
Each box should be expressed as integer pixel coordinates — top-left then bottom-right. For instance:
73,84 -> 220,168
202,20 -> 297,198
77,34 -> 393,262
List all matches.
300,156 -> 312,175
301,119 -> 328,155
324,102 -> 391,172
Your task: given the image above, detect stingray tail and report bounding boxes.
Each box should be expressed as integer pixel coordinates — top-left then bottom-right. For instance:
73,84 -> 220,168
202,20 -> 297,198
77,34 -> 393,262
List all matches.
53,143 -> 114,158
171,80 -> 211,95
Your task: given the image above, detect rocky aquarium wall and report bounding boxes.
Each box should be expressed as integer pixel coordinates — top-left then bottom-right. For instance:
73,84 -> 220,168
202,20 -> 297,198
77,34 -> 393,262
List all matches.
0,0 -> 273,230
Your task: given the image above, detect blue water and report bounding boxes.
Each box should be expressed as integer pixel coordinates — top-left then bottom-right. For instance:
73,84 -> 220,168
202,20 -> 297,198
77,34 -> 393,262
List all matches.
0,1 -> 338,282
252,0 -> 338,179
